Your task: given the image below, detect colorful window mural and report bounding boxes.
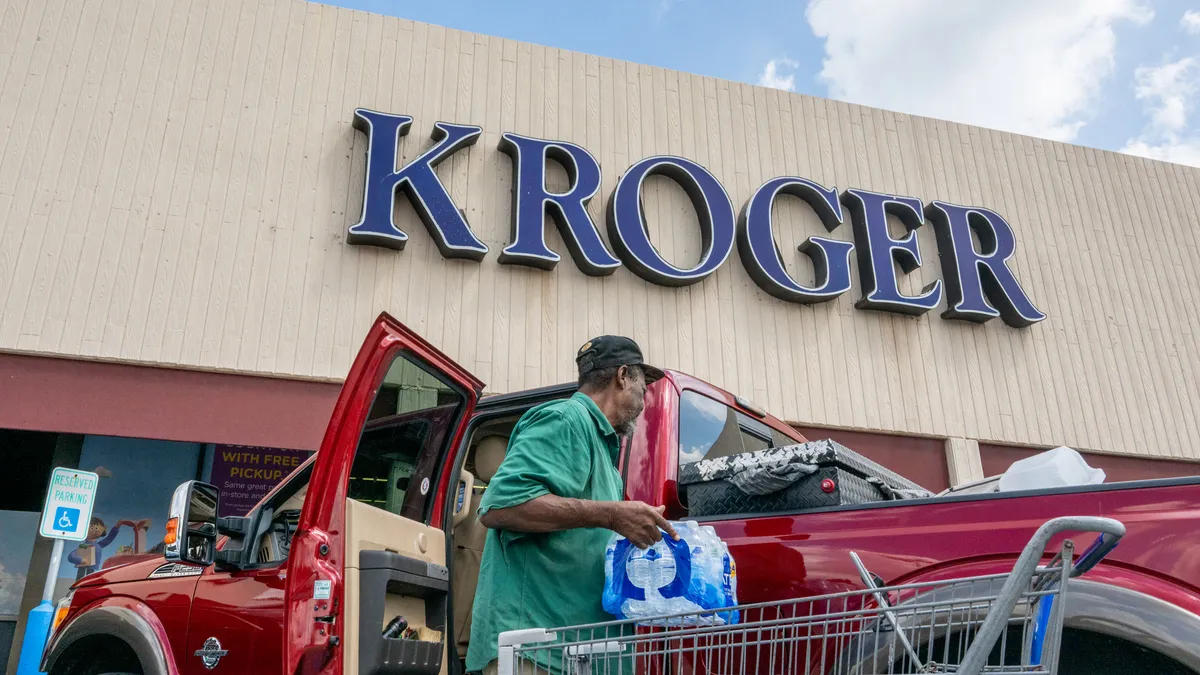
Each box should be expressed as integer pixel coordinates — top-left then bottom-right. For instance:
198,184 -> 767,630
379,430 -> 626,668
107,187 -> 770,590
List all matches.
54,436 -> 202,586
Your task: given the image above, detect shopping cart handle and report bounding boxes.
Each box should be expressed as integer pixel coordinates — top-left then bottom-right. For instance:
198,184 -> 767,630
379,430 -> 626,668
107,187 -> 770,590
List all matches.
498,628 -> 558,647
1072,532 -> 1120,576
956,516 -> 1126,675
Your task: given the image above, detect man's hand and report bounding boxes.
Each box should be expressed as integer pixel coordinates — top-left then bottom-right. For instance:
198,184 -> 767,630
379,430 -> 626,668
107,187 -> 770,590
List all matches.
479,495 -> 680,549
606,501 -> 679,549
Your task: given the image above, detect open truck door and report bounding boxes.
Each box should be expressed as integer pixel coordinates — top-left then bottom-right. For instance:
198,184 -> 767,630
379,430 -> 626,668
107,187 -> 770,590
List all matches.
284,313 -> 484,675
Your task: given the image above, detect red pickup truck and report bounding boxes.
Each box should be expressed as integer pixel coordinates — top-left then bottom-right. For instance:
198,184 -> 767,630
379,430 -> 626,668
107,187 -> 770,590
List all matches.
39,314 -> 1200,675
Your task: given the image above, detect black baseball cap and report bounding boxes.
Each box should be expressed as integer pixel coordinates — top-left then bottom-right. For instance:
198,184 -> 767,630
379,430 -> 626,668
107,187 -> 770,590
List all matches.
576,335 -> 664,383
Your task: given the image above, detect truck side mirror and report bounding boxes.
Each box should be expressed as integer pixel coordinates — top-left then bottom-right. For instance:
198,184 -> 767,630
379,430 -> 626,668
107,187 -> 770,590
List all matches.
165,481 -> 220,567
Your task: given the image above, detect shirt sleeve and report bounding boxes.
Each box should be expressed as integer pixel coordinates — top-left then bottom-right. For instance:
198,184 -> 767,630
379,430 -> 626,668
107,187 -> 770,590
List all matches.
478,407 -> 591,518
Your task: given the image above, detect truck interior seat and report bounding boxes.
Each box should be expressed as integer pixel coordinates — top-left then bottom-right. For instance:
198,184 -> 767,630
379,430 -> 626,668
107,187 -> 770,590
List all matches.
452,434 -> 508,658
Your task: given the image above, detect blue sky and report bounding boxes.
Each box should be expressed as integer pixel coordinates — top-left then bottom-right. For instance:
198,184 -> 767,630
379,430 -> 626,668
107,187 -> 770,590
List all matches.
317,0 -> 1200,167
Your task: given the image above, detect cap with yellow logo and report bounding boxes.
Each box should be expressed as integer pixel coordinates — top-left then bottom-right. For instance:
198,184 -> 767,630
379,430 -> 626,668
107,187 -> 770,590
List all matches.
575,335 -> 664,383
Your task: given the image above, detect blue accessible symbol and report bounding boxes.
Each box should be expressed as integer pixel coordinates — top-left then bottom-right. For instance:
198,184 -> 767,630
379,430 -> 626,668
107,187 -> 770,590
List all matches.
55,506 -> 80,533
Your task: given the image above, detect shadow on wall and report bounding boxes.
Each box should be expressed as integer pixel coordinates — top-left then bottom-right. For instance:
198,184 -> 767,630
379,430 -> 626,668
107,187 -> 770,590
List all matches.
979,444 -> 1200,483
793,426 -> 951,493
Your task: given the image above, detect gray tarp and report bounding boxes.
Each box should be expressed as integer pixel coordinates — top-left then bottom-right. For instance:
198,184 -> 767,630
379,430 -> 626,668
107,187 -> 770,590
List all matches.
680,440 -> 934,500
728,458 -> 820,495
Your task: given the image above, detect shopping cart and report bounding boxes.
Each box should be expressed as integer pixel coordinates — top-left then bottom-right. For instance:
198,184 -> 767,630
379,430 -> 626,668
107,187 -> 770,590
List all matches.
496,516 -> 1125,675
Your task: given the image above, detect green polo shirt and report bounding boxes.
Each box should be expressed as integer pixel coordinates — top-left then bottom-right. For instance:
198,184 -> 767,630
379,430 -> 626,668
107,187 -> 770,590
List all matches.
465,392 -> 624,673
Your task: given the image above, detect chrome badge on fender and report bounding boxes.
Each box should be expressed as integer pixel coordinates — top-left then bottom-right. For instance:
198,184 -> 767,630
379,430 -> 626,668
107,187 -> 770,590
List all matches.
148,563 -> 203,579
195,637 -> 228,670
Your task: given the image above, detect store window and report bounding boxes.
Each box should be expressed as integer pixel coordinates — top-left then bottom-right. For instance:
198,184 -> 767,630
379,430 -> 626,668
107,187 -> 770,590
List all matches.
348,352 -> 465,522
54,436 -> 203,584
678,391 -> 791,466
204,445 -> 314,518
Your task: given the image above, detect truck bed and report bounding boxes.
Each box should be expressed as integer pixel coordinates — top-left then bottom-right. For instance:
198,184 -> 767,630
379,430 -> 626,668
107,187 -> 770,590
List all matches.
705,475 -> 1200,610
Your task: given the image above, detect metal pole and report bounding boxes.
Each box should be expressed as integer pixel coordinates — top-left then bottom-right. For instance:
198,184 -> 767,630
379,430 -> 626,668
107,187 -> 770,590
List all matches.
41,539 -> 65,603
15,538 -> 68,675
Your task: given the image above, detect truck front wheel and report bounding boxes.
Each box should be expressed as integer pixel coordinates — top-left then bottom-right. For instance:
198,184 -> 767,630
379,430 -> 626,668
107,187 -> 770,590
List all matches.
48,634 -> 143,675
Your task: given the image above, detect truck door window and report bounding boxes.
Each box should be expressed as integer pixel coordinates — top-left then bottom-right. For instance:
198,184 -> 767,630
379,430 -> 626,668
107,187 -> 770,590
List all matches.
348,352 -> 466,523
250,463 -> 313,566
678,391 -> 778,466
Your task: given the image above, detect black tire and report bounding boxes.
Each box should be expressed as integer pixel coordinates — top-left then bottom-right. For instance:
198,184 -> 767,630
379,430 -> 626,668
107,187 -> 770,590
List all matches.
47,634 -> 143,675
1056,628 -> 1196,675
900,626 -> 1196,675
59,665 -> 142,675
55,665 -> 142,675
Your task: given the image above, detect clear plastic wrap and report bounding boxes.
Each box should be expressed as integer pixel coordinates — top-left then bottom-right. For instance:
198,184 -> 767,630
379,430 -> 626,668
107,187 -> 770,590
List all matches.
603,520 -> 739,626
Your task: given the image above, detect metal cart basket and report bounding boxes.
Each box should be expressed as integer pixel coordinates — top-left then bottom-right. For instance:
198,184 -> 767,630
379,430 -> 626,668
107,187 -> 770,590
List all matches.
497,516 -> 1125,675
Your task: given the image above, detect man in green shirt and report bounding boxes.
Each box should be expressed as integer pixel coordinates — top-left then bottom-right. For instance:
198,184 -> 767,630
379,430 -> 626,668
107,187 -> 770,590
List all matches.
465,335 -> 680,675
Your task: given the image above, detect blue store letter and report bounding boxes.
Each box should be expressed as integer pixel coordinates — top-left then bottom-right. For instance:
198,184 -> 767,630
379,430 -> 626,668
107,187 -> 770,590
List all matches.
842,188 -> 942,315
607,156 -> 735,287
925,201 -> 1046,327
348,109 -> 488,260
498,133 -> 621,275
738,177 -> 855,304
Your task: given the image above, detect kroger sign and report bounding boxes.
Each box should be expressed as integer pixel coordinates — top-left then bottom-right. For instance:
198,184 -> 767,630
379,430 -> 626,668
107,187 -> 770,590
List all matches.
347,109 -> 1046,329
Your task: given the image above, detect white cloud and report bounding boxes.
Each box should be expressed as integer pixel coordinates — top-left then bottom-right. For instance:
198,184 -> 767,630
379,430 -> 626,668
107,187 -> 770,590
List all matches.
1120,138 -> 1200,166
758,58 -> 799,92
1121,57 -> 1200,167
656,0 -> 683,20
1132,57 -> 1197,133
805,0 -> 1153,142
1183,10 -> 1200,36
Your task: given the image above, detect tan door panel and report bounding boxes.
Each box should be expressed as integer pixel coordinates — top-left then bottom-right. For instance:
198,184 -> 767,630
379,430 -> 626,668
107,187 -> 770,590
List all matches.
344,498 -> 449,675
345,498 -> 446,566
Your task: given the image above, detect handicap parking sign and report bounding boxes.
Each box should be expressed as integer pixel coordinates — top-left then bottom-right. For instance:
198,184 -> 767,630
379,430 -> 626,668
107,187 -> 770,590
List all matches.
54,507 -> 80,532
39,468 -> 100,541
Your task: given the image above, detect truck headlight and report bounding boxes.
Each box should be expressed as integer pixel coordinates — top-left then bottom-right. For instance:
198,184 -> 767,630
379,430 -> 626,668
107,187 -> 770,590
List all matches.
50,591 -> 73,636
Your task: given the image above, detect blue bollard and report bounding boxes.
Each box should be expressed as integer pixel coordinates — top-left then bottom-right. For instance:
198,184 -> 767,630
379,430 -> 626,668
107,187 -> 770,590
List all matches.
15,600 -> 54,675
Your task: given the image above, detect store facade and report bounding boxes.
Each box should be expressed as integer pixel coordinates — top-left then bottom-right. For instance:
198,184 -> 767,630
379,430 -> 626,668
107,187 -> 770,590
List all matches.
3,0 -> 1200,669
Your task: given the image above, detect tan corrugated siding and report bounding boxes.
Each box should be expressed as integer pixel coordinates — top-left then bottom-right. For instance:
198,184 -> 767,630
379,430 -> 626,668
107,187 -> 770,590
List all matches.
2,0 -> 1199,458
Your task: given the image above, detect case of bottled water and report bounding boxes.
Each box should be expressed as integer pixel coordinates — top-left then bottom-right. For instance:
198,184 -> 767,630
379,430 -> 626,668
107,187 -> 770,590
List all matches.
603,520 -> 739,626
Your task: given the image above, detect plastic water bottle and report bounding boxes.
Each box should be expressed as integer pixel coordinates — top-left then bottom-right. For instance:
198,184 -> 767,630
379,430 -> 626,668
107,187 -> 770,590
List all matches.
625,541 -> 677,611
603,537 -> 620,615
603,521 -> 737,626
681,523 -> 703,597
704,527 -> 725,607
720,540 -> 740,625
687,525 -> 717,610
683,526 -> 718,622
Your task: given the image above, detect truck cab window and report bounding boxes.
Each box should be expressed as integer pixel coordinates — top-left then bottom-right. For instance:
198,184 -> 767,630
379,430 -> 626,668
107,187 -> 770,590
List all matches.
678,391 -> 778,466
348,352 -> 465,523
